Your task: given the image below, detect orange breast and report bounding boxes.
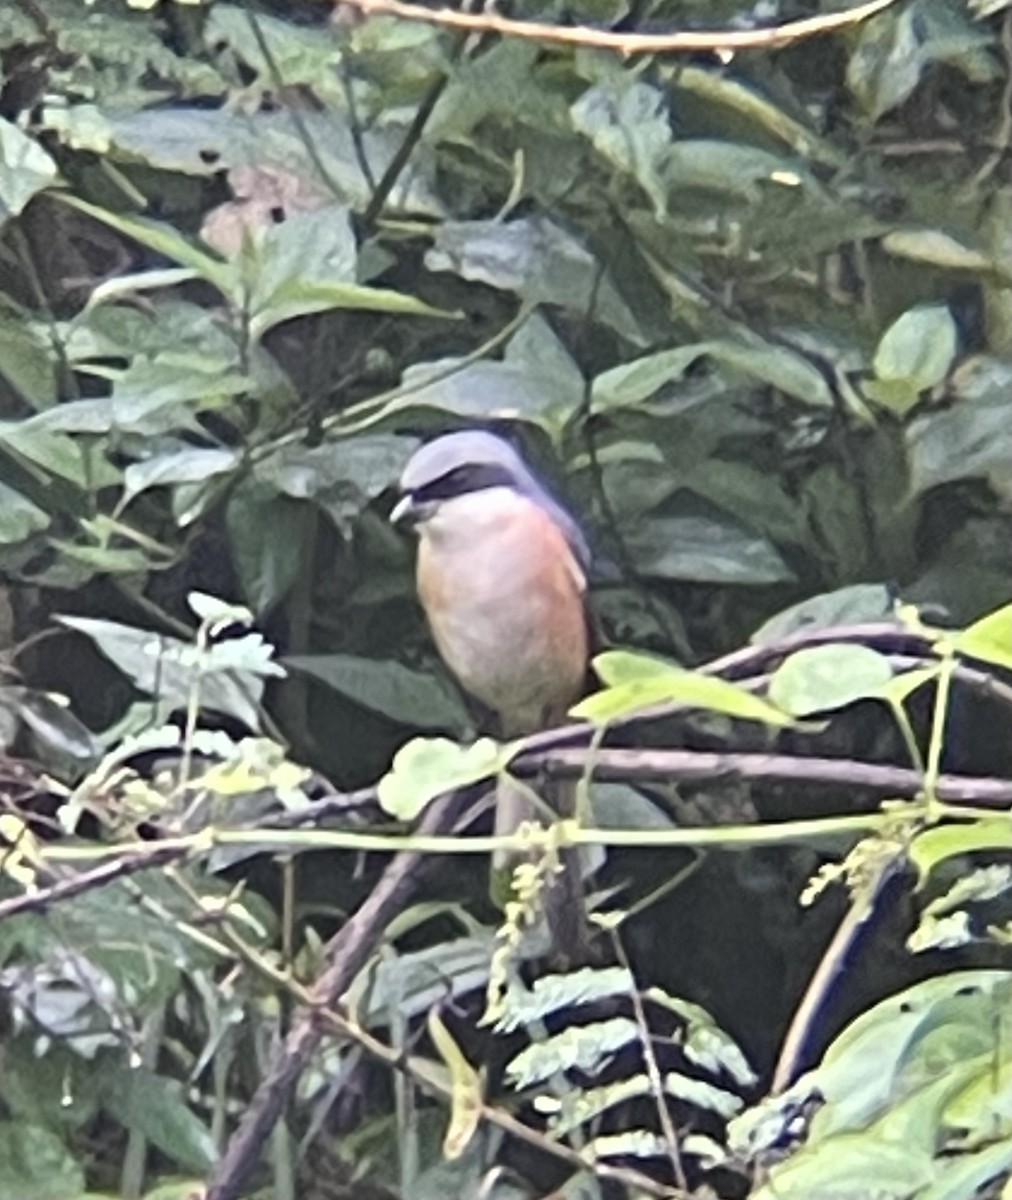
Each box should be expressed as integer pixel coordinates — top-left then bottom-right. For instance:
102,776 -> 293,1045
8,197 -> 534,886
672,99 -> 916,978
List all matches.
417,493 -> 587,734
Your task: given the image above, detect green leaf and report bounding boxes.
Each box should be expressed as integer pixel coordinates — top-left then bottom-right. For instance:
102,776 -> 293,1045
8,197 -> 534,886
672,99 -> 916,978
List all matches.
0,1120 -> 85,1200
595,336 -> 832,410
286,654 -> 471,732
205,4 -> 343,94
666,139 -> 812,204
906,357 -> 1012,495
664,67 -> 842,166
495,967 -> 634,1033
768,644 -> 895,717
588,1129 -> 668,1160
359,935 -> 496,1026
0,480 -> 50,543
847,7 -> 931,121
505,1016 -> 638,1088
4,686 -> 99,764
663,1070 -> 743,1118
918,1141 -> 1012,1200
104,1067 -> 217,1172
645,988 -> 756,1085
58,616 -> 281,730
63,106 -> 439,214
241,206 -> 448,339
0,120 -> 58,224
909,821 -> 1012,882
252,434 -> 418,532
226,484 -> 309,615
57,195 -> 232,292
871,304 -> 958,407
730,970 -> 1011,1168
752,585 -> 897,643
575,650 -> 794,727
847,1 -> 995,123
426,216 -> 644,345
571,80 -> 673,216
123,447 -> 241,506
0,313 -> 58,407
954,602 -> 1012,671
0,421 -> 105,488
549,1075 -> 656,1137
395,313 -> 584,424
377,736 -> 509,820
625,506 -> 794,585
882,229 -> 1010,281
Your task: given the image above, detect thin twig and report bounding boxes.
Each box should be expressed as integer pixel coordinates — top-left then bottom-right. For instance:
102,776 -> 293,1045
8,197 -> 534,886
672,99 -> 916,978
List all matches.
611,929 -> 688,1190
245,12 -> 347,202
0,845 -> 186,922
335,0 -> 899,57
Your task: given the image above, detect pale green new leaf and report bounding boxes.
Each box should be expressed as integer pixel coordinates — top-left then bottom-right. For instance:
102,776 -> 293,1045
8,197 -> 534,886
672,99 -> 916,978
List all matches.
768,644 -> 894,716
377,737 -> 509,820
0,119 -> 58,224
505,1016 -> 638,1088
495,967 -> 634,1033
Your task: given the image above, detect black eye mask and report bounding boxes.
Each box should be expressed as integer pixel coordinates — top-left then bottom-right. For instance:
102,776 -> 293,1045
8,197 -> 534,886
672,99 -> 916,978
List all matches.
409,461 -> 518,505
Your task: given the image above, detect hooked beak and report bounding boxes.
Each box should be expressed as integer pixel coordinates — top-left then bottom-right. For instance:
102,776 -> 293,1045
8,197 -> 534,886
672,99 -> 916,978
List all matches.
389,492 -> 418,529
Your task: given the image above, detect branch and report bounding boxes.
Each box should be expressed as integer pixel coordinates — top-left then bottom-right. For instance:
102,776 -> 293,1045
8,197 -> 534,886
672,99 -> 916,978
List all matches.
204,791 -> 462,1200
334,0 -> 899,56
520,747 -> 1012,809
0,845 -> 187,922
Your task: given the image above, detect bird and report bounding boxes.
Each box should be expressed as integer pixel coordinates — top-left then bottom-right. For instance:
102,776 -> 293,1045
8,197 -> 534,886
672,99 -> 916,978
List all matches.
391,430 -> 591,957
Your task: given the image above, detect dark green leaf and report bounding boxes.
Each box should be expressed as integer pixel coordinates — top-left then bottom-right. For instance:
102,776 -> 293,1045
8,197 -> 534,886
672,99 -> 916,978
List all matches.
226,485 -> 309,615
752,585 -> 897,643
426,216 -> 644,345
571,80 -> 673,215
906,357 -> 1012,494
286,653 -> 471,731
0,480 -> 50,542
0,1121 -> 85,1200
104,1067 -> 217,1173
625,504 -> 794,585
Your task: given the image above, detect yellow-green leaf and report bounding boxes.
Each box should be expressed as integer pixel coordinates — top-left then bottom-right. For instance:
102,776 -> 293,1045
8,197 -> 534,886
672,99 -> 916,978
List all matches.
573,651 -> 794,727
427,1009 -> 482,1159
910,820 -> 1012,882
955,603 -> 1012,672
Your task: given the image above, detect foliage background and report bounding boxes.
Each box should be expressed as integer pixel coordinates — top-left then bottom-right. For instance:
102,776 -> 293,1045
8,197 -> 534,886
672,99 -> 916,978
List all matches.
0,0 -> 1010,1197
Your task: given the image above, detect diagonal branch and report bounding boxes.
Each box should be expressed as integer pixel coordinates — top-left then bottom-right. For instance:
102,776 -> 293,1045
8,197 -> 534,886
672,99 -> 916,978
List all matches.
204,791 -> 463,1200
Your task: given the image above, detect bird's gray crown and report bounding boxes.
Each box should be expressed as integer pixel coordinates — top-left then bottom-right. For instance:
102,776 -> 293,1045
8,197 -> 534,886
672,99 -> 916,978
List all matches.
397,431 -> 590,568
